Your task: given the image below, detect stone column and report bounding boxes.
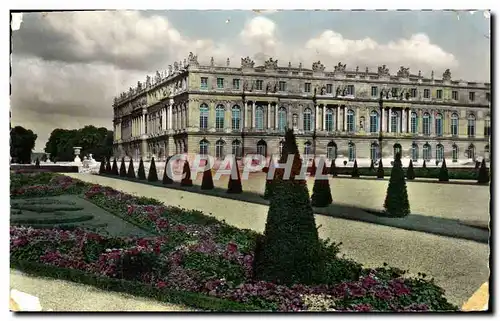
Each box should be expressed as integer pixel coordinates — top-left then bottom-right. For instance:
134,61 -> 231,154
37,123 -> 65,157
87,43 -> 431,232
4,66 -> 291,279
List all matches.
244,102 -> 248,129
343,106 -> 347,131
322,105 -> 326,131
162,107 -> 167,132
252,101 -> 256,128
407,109 -> 411,133
267,102 -> 271,129
430,110 -> 435,135
336,106 -> 340,131
388,108 -> 392,133
315,104 -> 320,130
275,104 -> 279,129
168,100 -> 173,130
381,109 -> 385,132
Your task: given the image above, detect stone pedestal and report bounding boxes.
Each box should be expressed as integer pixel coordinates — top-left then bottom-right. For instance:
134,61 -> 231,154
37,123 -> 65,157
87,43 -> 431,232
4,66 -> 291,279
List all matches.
73,147 -> 82,164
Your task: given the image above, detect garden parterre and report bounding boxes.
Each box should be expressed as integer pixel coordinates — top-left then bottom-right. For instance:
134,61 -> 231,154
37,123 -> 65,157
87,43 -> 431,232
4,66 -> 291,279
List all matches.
10,172 -> 458,312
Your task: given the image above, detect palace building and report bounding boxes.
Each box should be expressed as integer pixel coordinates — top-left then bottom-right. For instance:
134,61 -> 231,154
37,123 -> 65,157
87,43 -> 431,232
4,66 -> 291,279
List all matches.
112,52 -> 491,165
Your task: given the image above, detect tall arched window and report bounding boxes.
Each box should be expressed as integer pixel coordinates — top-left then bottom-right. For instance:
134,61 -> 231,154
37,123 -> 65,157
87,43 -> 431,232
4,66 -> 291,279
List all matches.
303,108 -> 312,131
255,106 -> 264,130
215,139 -> 225,158
467,114 -> 476,137
199,104 -> 209,129
304,141 -> 312,156
279,140 -> 284,158
348,142 -> 356,161
347,109 -> 355,132
484,115 -> 491,137
410,112 -> 418,134
199,139 -> 209,155
411,143 -> 419,162
390,111 -> 399,133
423,112 -> 431,136
257,140 -> 267,157
369,111 -> 379,133
231,105 -> 241,130
393,143 -> 402,158
451,113 -> 459,137
232,140 -> 241,158
423,143 -> 431,161
467,144 -> 475,160
370,142 -> 378,160
436,144 -> 444,161
215,104 -> 225,131
452,144 -> 458,162
278,107 -> 287,131
327,141 -> 337,160
435,113 -> 443,137
325,108 -> 334,132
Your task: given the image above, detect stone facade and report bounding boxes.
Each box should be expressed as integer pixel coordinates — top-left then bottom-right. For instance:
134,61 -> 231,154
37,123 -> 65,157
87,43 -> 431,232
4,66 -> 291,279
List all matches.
112,53 -> 491,165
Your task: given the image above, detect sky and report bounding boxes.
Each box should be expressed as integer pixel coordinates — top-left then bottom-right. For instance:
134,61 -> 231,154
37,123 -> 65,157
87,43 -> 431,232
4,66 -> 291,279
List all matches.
10,10 -> 491,151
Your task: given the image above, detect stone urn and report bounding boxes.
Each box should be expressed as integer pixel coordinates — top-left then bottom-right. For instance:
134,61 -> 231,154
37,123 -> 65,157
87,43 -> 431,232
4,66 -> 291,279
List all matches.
73,147 -> 82,164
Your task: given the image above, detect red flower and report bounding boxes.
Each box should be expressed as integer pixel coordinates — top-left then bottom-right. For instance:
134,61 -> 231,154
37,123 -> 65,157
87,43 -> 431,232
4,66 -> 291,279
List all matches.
137,238 -> 149,247
157,281 -> 167,289
226,242 -> 238,253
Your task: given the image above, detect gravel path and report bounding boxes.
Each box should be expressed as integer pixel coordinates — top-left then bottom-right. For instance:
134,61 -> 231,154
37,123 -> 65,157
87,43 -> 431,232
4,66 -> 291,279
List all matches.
68,173 -> 490,307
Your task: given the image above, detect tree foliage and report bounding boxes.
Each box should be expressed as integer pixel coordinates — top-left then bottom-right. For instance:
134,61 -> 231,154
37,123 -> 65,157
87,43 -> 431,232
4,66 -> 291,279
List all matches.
105,158 -> 112,173
127,158 -> 136,179
201,158 -> 214,190
351,160 -> 360,178
383,153 -> 410,217
227,158 -> 243,193
477,159 -> 490,184
111,158 -> 119,175
311,160 -> 333,207
99,160 -> 106,175
438,159 -> 449,182
181,160 -> 193,186
10,126 -> 37,164
119,158 -> 127,177
377,159 -> 384,179
406,160 -> 415,180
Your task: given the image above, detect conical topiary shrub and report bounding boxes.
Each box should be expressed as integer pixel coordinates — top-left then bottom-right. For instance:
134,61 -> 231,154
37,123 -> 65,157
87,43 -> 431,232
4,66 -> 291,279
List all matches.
438,158 -> 449,182
422,160 -> 427,169
119,157 -> 127,177
477,159 -> 490,184
311,160 -> 333,207
180,160 -> 193,186
201,158 -> 214,190
162,157 -> 174,184
127,158 -> 136,179
369,159 -> 375,171
263,160 -> 275,199
148,157 -> 158,182
406,159 -> 415,180
377,159 -> 384,179
111,158 -> 119,175
227,158 -> 243,193
383,153 -> 410,217
105,158 -> 112,173
137,158 -> 146,180
329,159 -> 337,177
35,157 -> 40,168
309,158 -> 317,177
351,160 -> 360,178
253,128 -> 325,286
99,160 -> 106,175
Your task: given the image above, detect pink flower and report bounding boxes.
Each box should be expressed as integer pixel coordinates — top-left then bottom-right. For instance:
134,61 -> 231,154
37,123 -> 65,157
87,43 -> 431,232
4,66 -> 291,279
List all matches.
157,281 -> 167,289
155,218 -> 169,230
226,242 -> 238,253
352,303 -> 373,312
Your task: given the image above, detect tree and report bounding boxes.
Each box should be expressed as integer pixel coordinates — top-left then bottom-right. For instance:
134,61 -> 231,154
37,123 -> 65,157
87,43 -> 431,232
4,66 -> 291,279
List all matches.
253,129 -> 325,285
351,160 -> 360,178
162,157 -> 174,184
329,159 -> 337,177
127,158 -> 136,179
10,126 -> 37,164
377,159 -> 384,178
406,159 -> 415,180
111,158 -> 119,175
119,158 -> 127,177
477,159 -> 490,184
227,158 -> 243,193
383,153 -> 410,217
99,160 -> 106,175
105,158 -> 112,173
201,158 -> 215,190
147,157 -> 158,182
181,160 -> 193,186
438,158 -> 449,182
311,160 -> 333,207
263,161 -> 275,199
137,158 -> 146,180
35,158 -> 40,168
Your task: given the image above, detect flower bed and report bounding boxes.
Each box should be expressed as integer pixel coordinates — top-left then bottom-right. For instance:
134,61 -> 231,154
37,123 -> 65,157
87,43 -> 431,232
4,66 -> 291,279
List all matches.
10,172 -> 458,312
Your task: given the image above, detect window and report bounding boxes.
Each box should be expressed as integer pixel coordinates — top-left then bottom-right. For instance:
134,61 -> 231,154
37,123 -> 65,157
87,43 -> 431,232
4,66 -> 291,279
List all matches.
467,114 -> 476,137
217,78 -> 224,89
304,142 -> 312,157
452,145 -> 458,162
369,111 -> 379,133
371,86 -> 378,97
486,92 -> 491,102
451,113 -> 459,137
467,144 -> 475,160
200,77 -> 208,89
452,91 -> 458,100
215,104 -> 225,131
303,108 -> 312,131
199,140 -> 209,155
423,112 -> 431,136
347,109 -> 355,132
348,142 -> 356,161
255,106 -> 264,130
484,117 -> 491,137
411,143 -> 419,162
435,144 -> 444,162
256,80 -> 263,90
435,113 -> 443,137
304,83 -> 311,93
257,140 -> 267,157
233,79 -> 240,90
410,112 -> 418,134
199,104 -> 209,129
424,89 -> 430,98
410,88 -> 417,98
278,107 -> 287,131
325,108 -> 334,132
232,140 -> 241,158
391,88 -> 398,98
279,141 -> 284,158
327,142 -> 337,160
326,84 -> 333,94
231,105 -> 241,130
279,81 -> 287,92
436,90 -> 443,99
370,143 -> 378,160
393,143 -> 402,158
423,144 -> 431,161
215,140 -> 225,159
347,85 -> 355,96
469,92 -> 476,101
390,111 -> 399,133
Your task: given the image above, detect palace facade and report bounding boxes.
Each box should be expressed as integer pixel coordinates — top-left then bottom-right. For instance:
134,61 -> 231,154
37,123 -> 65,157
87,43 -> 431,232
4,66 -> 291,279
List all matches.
112,53 -> 491,165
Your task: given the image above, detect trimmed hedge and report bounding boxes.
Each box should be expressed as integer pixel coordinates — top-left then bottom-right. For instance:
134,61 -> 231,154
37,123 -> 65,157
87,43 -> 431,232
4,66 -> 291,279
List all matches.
111,158 -> 119,176
147,157 -> 158,182
119,158 -> 127,177
477,159 -> 490,184
181,160 -> 193,187
162,157 -> 174,185
137,158 -> 146,180
127,159 -> 136,179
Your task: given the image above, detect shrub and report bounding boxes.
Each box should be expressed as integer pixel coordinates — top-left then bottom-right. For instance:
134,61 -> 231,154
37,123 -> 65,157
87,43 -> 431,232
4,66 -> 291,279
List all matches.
383,153 -> 410,217
438,159 -> 449,182
369,160 -> 375,171
99,160 -> 106,175
227,158 -> 243,194
119,158 -> 127,177
422,160 -> 427,169
147,157 -> 158,182
311,161 -> 333,208
162,157 -> 174,185
105,158 -> 112,173
343,160 -> 347,166
111,158 -> 119,175
406,160 -> 415,180
201,159 -> 214,190
180,160 -> 193,187
376,159 -> 384,179
351,160 -> 360,178
253,129 -> 325,286
263,161 -> 275,199
35,158 -> 40,168
477,159 -> 490,184
127,158 -> 136,179
329,159 -> 337,177
137,158 -> 146,180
